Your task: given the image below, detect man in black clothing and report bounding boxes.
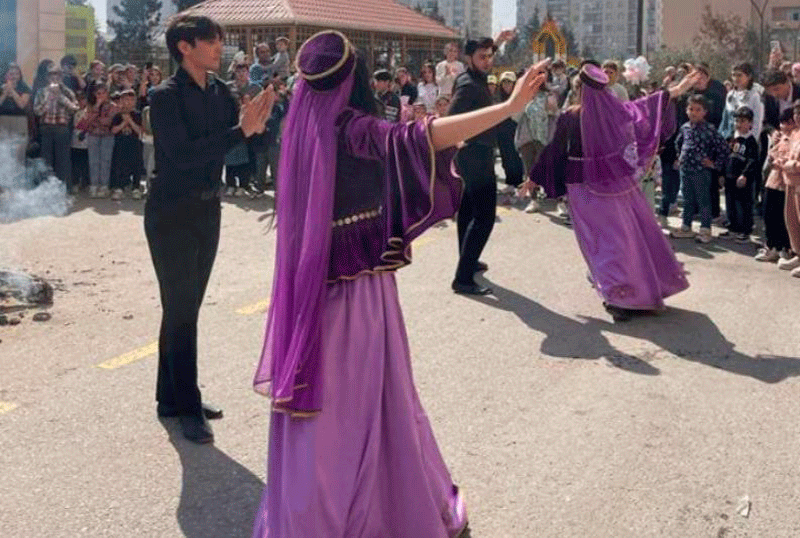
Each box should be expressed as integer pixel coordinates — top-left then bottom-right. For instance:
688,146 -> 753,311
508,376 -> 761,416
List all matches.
147,14 -> 274,443
763,70 -> 800,131
374,69 -> 400,122
448,37 -> 498,296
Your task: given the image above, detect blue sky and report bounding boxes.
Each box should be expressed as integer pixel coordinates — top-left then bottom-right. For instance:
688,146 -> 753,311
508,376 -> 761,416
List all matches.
88,0 -> 517,35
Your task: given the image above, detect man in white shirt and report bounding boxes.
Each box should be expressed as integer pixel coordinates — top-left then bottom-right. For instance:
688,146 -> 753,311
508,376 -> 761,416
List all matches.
435,42 -> 465,98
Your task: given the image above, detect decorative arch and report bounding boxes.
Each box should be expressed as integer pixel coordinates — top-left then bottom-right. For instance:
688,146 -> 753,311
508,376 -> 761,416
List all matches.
532,18 -> 566,62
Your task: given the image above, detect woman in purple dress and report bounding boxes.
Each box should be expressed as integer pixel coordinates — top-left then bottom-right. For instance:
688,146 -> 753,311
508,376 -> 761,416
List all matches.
520,64 -> 700,321
251,31 -> 548,537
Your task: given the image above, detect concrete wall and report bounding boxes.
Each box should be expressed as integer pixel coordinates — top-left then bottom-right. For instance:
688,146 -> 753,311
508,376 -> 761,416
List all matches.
661,0 -> 752,51
17,0 -> 65,82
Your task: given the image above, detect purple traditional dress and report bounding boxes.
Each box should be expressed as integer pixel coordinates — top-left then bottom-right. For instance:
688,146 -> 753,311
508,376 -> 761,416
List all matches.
251,31 -> 468,537
531,65 -> 689,311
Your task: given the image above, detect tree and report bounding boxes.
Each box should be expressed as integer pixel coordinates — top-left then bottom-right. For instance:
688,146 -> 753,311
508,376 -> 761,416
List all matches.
173,0 -> 204,11
561,23 -> 579,59
108,0 -> 162,64
693,4 -> 757,65
749,0 -> 770,71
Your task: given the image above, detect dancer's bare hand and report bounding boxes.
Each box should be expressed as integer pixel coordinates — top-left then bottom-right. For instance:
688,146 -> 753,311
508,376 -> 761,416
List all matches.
241,85 -> 276,137
507,59 -> 550,114
668,69 -> 702,99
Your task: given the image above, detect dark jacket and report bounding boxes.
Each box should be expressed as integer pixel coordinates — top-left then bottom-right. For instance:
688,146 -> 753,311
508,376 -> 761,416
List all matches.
663,79 -> 727,165
448,68 -> 495,148
764,83 -> 800,131
725,134 -> 760,182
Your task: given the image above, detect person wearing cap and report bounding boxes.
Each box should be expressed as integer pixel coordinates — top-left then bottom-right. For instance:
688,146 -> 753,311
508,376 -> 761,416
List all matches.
495,71 -> 524,187
250,28 -> 549,537
373,68 -> 401,122
435,42 -> 465,98
522,64 -> 700,322
147,15 -> 275,443
486,74 -> 497,98
33,64 -> 79,186
447,37 -> 500,296
721,106 -> 760,241
108,64 -> 128,94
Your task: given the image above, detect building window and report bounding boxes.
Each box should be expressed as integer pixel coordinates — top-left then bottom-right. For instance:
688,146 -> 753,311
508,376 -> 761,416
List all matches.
66,35 -> 87,48
66,18 -> 87,31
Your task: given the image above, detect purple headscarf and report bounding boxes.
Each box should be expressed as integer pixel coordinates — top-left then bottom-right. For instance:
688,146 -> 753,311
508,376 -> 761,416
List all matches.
253,31 -> 356,414
579,64 -> 673,194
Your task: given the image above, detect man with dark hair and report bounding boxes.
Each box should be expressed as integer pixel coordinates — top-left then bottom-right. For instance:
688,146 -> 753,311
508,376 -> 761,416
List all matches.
147,14 -> 275,443
60,55 -> 85,95
374,69 -> 400,122
763,69 -> 800,131
448,36 -> 500,295
602,60 -> 628,101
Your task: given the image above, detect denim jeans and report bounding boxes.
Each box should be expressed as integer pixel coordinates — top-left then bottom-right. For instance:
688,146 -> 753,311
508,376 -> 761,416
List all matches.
680,168 -> 712,229
88,134 -> 115,188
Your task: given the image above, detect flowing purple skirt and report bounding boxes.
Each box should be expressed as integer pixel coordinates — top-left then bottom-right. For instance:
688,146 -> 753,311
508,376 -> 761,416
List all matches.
566,182 -> 690,310
252,272 -> 467,538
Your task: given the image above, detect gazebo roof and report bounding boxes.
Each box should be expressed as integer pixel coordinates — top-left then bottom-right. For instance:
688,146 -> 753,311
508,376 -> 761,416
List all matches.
183,0 -> 458,38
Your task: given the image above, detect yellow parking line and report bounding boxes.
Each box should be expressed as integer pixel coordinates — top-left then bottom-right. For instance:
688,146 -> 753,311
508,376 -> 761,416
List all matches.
236,298 -> 271,316
0,401 -> 19,415
97,341 -> 158,370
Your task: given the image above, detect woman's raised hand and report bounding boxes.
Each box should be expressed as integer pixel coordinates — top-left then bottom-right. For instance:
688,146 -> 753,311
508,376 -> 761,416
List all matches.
507,58 -> 551,114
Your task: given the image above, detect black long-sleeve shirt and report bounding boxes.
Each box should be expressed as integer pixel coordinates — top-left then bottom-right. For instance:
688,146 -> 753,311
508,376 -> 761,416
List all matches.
448,68 -> 495,148
725,134 -> 760,182
148,67 -> 246,208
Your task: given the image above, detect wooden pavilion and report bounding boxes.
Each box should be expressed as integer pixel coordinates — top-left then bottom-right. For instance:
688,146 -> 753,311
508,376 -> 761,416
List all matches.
181,0 -> 459,73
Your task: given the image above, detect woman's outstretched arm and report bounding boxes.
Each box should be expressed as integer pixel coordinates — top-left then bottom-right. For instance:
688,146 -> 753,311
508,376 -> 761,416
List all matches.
430,59 -> 550,151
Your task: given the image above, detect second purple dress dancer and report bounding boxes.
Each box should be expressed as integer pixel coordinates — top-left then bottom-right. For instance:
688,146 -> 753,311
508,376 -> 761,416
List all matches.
524,64 -> 700,321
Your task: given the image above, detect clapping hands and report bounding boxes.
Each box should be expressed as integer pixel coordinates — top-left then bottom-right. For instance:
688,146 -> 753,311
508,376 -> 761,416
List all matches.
241,85 -> 276,137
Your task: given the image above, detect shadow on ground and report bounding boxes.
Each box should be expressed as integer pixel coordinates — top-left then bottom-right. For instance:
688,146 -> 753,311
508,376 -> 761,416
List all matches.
161,419 -> 264,538
464,278 -> 800,383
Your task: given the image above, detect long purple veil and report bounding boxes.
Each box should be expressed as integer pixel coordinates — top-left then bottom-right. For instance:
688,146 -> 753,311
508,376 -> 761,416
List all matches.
579,64 -> 673,194
253,31 -> 356,413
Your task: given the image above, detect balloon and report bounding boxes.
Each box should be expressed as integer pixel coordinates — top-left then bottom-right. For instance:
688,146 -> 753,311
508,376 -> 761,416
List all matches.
623,56 -> 651,85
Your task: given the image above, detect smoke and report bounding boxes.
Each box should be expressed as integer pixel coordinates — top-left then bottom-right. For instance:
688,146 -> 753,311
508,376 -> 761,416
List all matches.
0,135 -> 72,223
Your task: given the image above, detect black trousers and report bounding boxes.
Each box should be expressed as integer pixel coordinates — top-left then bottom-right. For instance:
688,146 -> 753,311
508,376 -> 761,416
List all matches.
659,155 -> 680,217
763,187 -> 791,250
710,172 -> 722,219
724,176 -> 754,234
497,125 -> 523,186
455,145 -> 496,284
71,148 -> 89,189
144,197 -> 221,417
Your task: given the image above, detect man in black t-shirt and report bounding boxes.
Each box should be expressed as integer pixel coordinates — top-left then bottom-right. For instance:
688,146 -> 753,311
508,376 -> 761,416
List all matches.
374,69 -> 400,122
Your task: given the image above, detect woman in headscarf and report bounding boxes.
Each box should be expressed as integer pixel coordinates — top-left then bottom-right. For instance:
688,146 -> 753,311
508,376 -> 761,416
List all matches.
520,64 -> 699,321
251,30 -> 547,538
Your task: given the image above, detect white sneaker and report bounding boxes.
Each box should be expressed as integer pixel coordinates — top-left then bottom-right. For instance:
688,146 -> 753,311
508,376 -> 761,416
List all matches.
670,225 -> 695,238
235,187 -> 248,197
695,227 -> 713,243
98,186 -> 110,198
225,186 -> 235,197
557,201 -> 569,217
524,199 -> 540,213
88,186 -> 99,198
780,249 -> 793,260
111,188 -> 123,201
131,188 -> 142,200
755,248 -> 780,262
778,256 -> 800,271
497,184 -> 516,195
792,266 -> 800,278
657,215 -> 669,228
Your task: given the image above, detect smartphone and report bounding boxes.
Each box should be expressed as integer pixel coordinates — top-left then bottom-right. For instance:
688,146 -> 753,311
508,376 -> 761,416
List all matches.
145,61 -> 153,70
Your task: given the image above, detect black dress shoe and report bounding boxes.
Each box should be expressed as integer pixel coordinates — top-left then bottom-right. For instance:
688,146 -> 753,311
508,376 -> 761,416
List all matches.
475,261 -> 489,272
603,302 -> 632,322
452,281 -> 493,295
179,414 -> 214,444
157,402 -> 224,420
